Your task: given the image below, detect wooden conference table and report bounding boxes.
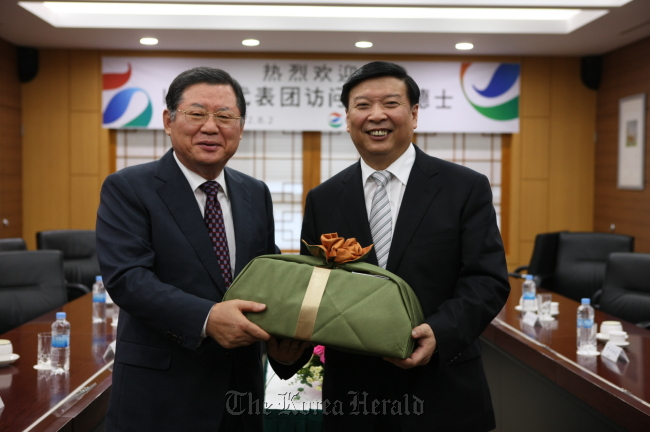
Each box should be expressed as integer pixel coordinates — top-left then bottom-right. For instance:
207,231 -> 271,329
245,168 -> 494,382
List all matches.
0,294 -> 115,432
3,282 -> 650,431
481,278 -> 650,432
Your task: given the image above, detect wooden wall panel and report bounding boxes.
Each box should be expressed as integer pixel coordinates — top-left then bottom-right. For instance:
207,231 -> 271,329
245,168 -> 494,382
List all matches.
22,50 -> 71,249
520,117 -> 550,180
0,38 -> 22,239
70,50 -> 100,111
70,112 -> 100,175
507,56 -> 596,271
302,131 -> 321,209
548,57 -> 596,232
70,175 -> 100,229
520,57 -> 550,118
0,39 -> 20,110
520,179 -> 549,241
595,36 -> 650,252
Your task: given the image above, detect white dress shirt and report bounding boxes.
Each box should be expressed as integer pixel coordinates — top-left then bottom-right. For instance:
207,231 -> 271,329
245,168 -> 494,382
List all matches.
173,151 -> 237,339
360,143 -> 416,228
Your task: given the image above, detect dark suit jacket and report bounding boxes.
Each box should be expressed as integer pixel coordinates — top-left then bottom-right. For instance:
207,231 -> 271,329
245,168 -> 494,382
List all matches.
97,149 -> 292,431
300,145 -> 510,431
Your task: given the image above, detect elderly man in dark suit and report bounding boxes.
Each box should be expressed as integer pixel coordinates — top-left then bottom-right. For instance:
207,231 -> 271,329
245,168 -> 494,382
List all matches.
300,61 -> 510,431
97,67 -> 307,431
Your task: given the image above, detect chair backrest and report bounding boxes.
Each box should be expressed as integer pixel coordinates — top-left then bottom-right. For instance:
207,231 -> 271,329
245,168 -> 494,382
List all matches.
36,230 -> 100,290
0,238 -> 27,252
0,250 -> 68,334
527,231 -> 564,288
600,253 -> 650,324
554,232 -> 634,302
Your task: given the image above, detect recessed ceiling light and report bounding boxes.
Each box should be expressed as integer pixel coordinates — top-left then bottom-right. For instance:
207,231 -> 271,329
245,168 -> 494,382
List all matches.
242,39 -> 260,47
140,37 -> 158,45
355,41 -> 373,49
455,42 -> 474,50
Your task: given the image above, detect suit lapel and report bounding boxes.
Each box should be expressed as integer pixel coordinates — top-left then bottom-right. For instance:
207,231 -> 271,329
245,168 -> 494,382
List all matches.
339,163 -> 377,264
224,168 -> 252,278
155,150 -> 229,294
387,146 -> 441,272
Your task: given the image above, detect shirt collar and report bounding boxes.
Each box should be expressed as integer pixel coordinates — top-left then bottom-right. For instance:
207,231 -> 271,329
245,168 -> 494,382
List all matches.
360,143 -> 416,186
173,150 -> 229,198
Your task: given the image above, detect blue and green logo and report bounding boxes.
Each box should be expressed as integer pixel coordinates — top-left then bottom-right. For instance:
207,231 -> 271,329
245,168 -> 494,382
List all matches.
329,112 -> 343,128
460,63 -> 519,121
102,64 -> 152,128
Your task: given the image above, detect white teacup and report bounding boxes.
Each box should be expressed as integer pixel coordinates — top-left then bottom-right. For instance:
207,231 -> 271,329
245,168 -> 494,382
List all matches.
600,321 -> 623,338
0,339 -> 13,361
609,330 -> 628,345
550,302 -> 559,315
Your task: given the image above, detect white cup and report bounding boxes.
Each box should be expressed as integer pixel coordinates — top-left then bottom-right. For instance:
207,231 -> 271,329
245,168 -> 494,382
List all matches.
600,321 -> 623,338
0,339 -> 13,361
609,330 -> 628,345
550,302 -> 559,315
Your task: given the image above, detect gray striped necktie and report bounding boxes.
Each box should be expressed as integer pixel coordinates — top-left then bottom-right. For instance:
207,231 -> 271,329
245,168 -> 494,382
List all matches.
369,170 -> 393,269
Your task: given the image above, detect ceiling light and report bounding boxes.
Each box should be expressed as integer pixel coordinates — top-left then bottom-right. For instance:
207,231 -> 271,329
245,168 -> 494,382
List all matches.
140,37 -> 158,45
355,41 -> 373,49
455,42 -> 474,50
18,2 -> 610,35
242,39 -> 260,47
31,3 -> 582,20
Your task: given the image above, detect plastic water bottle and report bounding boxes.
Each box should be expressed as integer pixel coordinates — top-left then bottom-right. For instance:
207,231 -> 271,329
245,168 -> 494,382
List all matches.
92,275 -> 106,323
521,274 -> 537,312
577,298 -> 598,355
51,312 -> 71,372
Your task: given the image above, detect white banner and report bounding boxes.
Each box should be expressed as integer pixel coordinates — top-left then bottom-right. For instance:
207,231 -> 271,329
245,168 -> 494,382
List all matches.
102,57 -> 519,133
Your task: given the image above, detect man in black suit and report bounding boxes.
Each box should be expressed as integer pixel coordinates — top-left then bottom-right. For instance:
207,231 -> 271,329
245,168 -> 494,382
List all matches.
301,61 -> 510,431
97,67 -> 306,431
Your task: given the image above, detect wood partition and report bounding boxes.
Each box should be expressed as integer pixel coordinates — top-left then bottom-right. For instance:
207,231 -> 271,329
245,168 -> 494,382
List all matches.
594,36 -> 650,252
0,38 -> 22,240
18,48 -> 597,265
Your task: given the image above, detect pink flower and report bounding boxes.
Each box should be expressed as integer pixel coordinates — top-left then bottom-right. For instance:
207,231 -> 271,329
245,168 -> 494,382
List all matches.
313,345 -> 325,363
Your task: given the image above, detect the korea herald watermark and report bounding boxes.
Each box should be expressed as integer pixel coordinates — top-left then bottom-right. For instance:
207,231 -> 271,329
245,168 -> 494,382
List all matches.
225,391 -> 424,416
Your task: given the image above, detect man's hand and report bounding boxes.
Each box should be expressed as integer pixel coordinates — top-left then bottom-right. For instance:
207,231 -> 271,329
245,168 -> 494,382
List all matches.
206,300 -> 270,349
383,323 -> 436,369
266,336 -> 311,365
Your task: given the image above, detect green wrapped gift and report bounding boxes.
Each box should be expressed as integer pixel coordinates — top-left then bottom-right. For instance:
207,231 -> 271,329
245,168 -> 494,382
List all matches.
222,234 -> 424,359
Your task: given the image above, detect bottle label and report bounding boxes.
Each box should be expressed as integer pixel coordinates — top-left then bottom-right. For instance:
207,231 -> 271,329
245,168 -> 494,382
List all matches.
52,334 -> 69,348
577,318 -> 593,328
93,292 -> 106,303
523,292 -> 536,300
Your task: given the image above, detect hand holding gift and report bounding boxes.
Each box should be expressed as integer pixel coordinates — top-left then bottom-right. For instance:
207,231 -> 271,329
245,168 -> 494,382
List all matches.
223,233 -> 424,359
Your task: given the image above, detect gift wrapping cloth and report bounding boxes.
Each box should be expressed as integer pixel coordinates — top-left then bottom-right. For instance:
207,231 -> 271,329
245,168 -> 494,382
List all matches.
222,234 -> 424,359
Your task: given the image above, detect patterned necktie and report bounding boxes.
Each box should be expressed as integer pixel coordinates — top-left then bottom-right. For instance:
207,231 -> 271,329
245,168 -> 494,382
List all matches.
369,171 -> 393,269
199,181 -> 233,288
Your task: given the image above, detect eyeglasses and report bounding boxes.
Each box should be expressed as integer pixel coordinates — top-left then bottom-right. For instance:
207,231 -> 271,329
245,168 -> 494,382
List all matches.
176,108 -> 242,127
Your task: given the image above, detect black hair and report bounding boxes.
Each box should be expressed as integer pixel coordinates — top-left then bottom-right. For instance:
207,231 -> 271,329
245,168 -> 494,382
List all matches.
340,61 -> 420,109
165,66 -> 246,122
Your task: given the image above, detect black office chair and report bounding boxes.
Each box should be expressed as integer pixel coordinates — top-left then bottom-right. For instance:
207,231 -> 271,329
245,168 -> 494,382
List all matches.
508,231 -> 564,288
0,238 -> 27,251
0,250 -> 68,334
553,232 -> 634,303
37,230 -> 99,301
598,253 -> 650,329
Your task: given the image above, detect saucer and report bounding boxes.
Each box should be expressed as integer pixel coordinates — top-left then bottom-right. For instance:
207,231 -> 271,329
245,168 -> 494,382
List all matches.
515,305 -> 558,316
539,316 -> 556,322
608,340 -> 630,347
597,333 -> 628,342
515,305 -> 537,312
0,354 -> 19,367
